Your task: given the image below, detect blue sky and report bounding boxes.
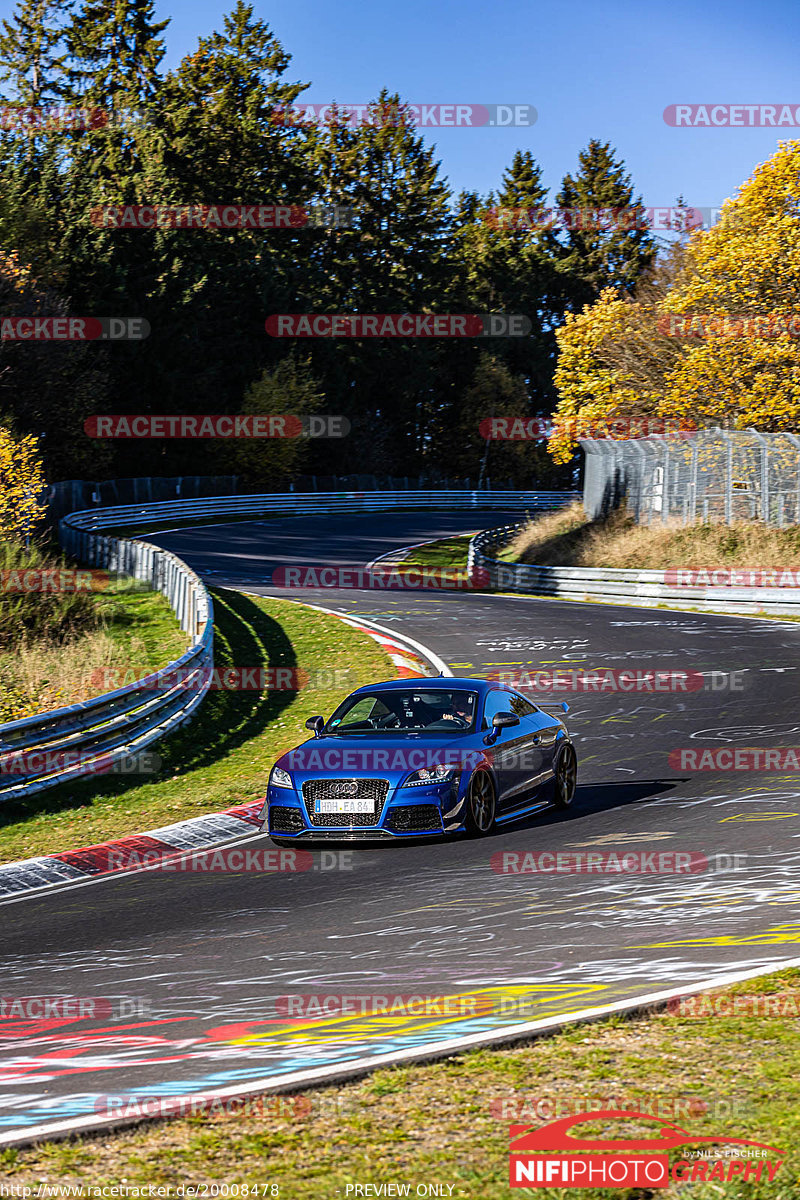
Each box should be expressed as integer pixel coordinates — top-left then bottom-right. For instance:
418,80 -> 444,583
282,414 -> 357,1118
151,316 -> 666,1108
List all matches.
131,0 -> 800,209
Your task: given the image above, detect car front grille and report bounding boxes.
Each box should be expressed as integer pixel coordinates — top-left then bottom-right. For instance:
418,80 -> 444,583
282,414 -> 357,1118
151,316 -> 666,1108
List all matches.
270,806 -> 306,834
301,778 -> 390,827
384,804 -> 443,834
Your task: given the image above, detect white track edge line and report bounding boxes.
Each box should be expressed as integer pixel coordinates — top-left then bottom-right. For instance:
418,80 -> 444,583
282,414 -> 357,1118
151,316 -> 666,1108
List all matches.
239,592 -> 452,677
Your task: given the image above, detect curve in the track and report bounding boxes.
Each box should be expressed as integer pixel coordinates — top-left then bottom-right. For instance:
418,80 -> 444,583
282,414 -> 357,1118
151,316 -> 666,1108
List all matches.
2,510 -> 800,1144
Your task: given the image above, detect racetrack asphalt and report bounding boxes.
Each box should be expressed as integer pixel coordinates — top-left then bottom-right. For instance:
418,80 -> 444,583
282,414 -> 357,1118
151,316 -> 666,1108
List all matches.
2,510 -> 800,1142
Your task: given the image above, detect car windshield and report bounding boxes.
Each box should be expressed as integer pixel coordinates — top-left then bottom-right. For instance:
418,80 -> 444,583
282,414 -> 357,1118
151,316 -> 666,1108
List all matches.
325,689 -> 479,735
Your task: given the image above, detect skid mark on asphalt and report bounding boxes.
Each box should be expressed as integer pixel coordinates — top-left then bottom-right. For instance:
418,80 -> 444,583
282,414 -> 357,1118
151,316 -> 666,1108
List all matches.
690,722 -> 800,740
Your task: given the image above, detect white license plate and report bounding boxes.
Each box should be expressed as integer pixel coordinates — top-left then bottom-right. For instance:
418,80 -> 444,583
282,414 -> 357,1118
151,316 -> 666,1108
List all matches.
315,798 -> 374,814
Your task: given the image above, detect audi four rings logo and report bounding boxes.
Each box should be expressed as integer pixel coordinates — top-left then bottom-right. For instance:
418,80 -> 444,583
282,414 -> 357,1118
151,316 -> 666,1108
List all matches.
331,781 -> 359,796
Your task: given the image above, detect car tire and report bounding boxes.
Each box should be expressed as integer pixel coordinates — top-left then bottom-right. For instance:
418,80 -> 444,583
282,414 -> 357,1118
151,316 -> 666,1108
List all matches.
465,770 -> 497,836
547,742 -> 578,809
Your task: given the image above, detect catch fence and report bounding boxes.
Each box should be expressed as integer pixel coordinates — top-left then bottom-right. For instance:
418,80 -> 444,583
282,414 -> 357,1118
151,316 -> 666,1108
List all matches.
582,429 -> 800,526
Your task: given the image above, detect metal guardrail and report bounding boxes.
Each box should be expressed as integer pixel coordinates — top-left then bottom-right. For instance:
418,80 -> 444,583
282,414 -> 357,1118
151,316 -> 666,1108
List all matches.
62,489 -> 580,533
44,475 -> 239,528
468,523 -> 800,616
0,531 -> 213,802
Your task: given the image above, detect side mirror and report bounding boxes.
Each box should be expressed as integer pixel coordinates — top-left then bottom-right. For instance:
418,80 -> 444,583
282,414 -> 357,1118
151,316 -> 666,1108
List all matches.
492,711 -> 520,730
561,702 -> 570,715
305,715 -> 325,737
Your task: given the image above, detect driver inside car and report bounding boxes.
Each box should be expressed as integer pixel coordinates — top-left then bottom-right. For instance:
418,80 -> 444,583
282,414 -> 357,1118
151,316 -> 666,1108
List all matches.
440,696 -> 473,724
410,692 -> 468,728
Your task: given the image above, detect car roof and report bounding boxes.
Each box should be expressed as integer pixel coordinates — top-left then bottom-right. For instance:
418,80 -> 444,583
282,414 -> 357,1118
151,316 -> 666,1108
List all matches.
352,677 -> 505,695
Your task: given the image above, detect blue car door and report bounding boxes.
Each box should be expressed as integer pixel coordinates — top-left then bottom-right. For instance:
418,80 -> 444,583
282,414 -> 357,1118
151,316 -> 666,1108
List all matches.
513,692 -> 562,789
481,689 -> 530,807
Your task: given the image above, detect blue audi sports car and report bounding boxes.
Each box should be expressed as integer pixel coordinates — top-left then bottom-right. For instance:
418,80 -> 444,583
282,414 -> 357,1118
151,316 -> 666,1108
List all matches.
261,677 -> 576,842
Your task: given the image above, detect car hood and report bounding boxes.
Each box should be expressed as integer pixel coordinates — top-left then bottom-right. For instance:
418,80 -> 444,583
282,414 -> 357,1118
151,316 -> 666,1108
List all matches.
276,733 -> 488,781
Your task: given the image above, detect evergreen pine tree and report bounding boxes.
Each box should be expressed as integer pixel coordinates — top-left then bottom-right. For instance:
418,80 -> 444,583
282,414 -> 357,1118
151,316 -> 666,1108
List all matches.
0,0 -> 70,106
454,150 -> 559,412
553,138 -> 656,309
302,90 -> 458,471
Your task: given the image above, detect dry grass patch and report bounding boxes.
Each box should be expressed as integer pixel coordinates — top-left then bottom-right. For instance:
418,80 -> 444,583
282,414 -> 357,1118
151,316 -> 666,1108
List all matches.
0,586 -> 188,723
506,502 -> 800,570
0,631 -> 151,718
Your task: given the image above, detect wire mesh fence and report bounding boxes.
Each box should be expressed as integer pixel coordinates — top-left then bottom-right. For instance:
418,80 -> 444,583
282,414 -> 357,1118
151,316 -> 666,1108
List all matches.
581,428 -> 800,526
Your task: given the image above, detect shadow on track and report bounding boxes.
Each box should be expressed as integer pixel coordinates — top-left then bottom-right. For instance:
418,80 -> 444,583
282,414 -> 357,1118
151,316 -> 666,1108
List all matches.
265,780 -> 683,851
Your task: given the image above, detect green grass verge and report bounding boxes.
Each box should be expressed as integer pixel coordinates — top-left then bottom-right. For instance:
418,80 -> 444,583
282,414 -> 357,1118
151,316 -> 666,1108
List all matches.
2,968 -> 799,1196
396,535 -> 472,571
0,591 -> 394,863
98,583 -> 190,664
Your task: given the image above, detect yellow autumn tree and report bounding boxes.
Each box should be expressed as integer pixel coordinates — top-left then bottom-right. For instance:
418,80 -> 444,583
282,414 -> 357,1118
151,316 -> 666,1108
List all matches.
0,426 -> 47,543
550,140 -> 800,462
549,276 -> 683,463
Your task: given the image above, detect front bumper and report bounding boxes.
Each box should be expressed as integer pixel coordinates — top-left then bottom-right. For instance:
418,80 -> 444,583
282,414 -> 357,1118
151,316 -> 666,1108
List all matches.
262,775 -> 462,840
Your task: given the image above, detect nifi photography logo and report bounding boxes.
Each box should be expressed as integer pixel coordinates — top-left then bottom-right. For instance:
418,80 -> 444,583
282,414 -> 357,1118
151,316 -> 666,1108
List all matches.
508,1109 -> 785,1189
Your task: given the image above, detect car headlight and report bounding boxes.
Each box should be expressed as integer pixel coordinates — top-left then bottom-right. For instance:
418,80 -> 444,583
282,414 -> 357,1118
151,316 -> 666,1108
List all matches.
402,766 -> 456,787
270,766 -> 294,789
